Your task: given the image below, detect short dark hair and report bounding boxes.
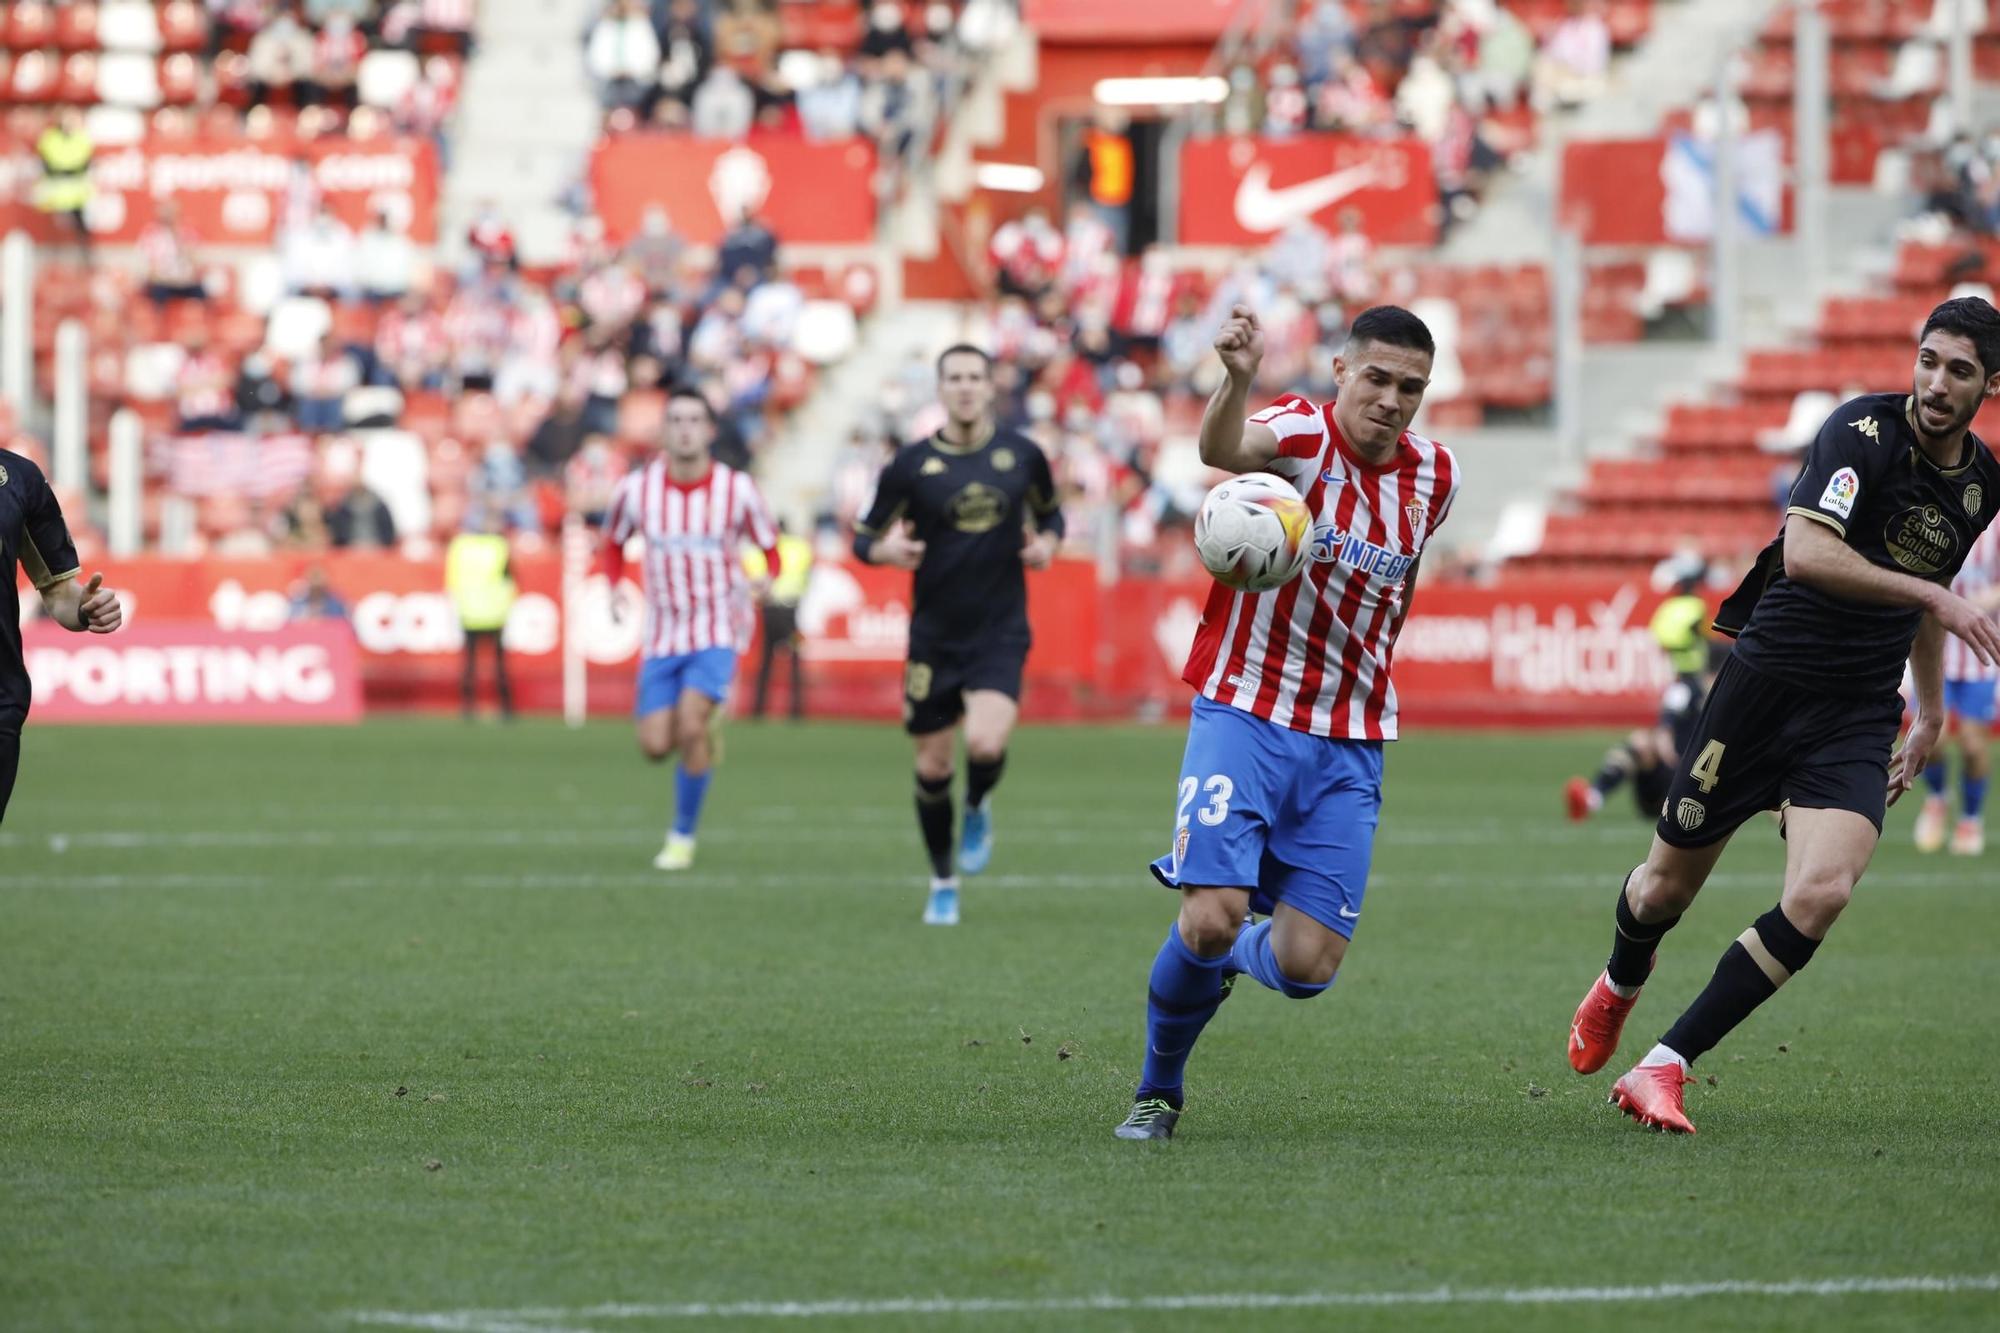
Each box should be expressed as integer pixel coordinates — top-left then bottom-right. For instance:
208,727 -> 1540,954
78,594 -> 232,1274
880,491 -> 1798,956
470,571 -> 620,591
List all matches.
1921,296 -> 2000,378
1345,305 -> 1435,360
936,344 -> 994,377
665,385 -> 717,424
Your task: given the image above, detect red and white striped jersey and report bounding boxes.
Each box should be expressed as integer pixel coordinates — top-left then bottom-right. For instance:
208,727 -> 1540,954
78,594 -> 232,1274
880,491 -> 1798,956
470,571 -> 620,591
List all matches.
603,459 -> 778,658
1184,394 -> 1460,741
1945,523 -> 2000,682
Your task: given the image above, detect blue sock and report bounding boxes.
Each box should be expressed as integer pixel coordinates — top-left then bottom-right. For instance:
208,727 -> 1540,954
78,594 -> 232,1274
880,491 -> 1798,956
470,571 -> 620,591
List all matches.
1137,926 -> 1230,1104
672,765 -> 713,838
1964,773 -> 1988,819
1228,919 -> 1334,1000
1924,760 -> 1948,797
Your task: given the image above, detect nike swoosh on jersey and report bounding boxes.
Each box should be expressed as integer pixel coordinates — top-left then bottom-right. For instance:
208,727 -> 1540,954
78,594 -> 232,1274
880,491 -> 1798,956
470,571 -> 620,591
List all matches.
1234,161 -> 1382,234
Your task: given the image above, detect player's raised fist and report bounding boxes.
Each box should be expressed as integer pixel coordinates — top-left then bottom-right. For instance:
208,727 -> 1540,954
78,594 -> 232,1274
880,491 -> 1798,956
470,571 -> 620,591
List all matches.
1213,304 -> 1264,382
77,572 -> 121,634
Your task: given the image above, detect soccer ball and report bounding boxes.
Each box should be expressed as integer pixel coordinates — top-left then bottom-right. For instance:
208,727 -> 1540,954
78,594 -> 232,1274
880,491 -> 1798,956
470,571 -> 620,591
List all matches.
1194,472 -> 1313,592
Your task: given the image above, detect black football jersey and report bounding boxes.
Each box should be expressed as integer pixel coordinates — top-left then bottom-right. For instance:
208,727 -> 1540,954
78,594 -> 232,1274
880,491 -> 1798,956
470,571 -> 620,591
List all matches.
0,450 -> 81,727
1718,393 -> 2000,696
853,426 -> 1064,641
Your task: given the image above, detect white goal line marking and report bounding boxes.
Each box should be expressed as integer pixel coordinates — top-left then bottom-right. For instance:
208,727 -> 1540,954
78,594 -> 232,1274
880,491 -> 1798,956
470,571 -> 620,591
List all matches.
350,1274 -> 2000,1330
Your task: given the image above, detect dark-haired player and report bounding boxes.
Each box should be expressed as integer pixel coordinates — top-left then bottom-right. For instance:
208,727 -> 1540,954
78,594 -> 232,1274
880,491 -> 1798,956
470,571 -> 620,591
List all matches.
853,345 -> 1065,926
598,387 -> 780,870
1,446 -> 122,824
1566,296 -> 2000,1133
1114,304 -> 1460,1140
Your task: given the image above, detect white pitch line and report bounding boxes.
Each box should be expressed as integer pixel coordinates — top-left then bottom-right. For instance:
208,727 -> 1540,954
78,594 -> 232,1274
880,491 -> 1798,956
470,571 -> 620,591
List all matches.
350,1273 -> 2000,1329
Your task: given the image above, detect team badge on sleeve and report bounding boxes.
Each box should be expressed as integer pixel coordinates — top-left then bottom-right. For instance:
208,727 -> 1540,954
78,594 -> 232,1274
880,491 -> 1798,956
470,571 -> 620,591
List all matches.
1819,467 -> 1859,520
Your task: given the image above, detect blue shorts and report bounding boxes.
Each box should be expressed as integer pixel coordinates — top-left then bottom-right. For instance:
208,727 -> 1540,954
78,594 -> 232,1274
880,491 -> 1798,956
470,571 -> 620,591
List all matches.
1149,695 -> 1384,939
1946,677 -> 1998,726
635,648 -> 737,717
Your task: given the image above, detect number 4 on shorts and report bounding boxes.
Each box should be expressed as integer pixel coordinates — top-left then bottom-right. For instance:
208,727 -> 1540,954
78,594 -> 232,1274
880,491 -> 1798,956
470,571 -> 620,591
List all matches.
1689,740 -> 1726,794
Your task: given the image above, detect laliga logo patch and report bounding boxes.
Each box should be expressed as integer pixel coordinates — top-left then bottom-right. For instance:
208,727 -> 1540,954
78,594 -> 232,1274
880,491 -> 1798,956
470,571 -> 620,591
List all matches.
1675,798 -> 1706,833
1819,467 -> 1859,521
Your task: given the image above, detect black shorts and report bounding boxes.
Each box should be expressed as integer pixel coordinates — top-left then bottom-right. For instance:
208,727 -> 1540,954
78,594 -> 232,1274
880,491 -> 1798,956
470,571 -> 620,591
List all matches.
0,725 -> 18,828
1655,654 -> 1902,848
903,633 -> 1027,735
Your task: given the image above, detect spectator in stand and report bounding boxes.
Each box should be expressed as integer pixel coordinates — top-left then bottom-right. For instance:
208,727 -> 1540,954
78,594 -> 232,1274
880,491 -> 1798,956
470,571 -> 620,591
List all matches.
1395,32 -> 1459,143
989,208 -> 1063,300
140,201 -> 205,304
798,48 -> 864,140
467,436 -> 538,539
588,0 -> 664,113
236,351 -> 294,428
1329,207 -> 1378,303
466,201 -> 517,271
525,388 -> 591,477
375,291 -> 449,390
291,332 -> 364,433
1534,0 -> 1611,112
247,6 -> 317,107
1315,52 -> 1391,132
1264,63 -> 1310,136
654,0 -> 713,113
859,2 -> 916,64
497,287 -> 565,406
691,64 -> 756,137
357,208 -> 417,303
1295,0 -> 1357,86
287,565 -> 350,621
578,254 -> 648,339
859,45 -> 935,166
624,207 -> 683,294
177,333 -> 240,432
713,0 -> 782,75
285,443 -> 398,549
1469,3 -> 1535,109
280,202 -> 358,300
1073,109 -> 1135,254
313,10 -> 368,109
718,210 -> 779,287
565,432 -> 626,526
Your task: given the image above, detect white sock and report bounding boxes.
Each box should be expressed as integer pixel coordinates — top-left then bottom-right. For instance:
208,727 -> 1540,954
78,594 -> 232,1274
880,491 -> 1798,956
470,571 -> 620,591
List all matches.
930,876 -> 958,892
1639,1042 -> 1689,1071
1604,971 -> 1641,999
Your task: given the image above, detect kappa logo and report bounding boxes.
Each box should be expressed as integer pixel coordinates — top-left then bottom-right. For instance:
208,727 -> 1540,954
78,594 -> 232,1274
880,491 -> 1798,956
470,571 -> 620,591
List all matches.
920,457 -> 949,477
1819,466 -> 1860,521
1965,483 -> 1984,518
1850,415 -> 1880,442
1675,797 -> 1707,833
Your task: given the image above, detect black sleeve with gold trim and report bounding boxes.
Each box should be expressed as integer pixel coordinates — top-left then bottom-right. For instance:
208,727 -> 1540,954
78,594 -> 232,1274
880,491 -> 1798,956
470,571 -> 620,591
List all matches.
19,456 -> 79,591
0,449 -> 80,723
1024,440 -> 1065,539
852,444 -> 916,560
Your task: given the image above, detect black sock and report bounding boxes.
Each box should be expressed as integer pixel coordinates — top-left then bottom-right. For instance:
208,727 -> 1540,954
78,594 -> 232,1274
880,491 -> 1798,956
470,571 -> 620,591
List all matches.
965,753 -> 1006,810
1660,904 -> 1820,1064
1592,744 -> 1636,798
1606,871 -> 1680,988
914,772 -> 954,879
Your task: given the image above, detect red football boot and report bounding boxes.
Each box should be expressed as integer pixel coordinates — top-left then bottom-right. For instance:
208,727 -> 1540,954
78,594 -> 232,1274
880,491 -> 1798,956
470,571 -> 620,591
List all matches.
1564,777 -> 1596,822
1567,965 -> 1648,1075
1609,1062 -> 1697,1134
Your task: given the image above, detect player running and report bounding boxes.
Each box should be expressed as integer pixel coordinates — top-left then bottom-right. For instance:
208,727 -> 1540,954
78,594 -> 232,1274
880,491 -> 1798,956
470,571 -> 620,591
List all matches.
598,388 -> 780,871
1566,555 -> 1719,821
1565,297 -> 2000,1134
1913,523 -> 2000,855
1115,304 -> 1459,1141
1,446 -> 121,824
853,345 -> 1065,926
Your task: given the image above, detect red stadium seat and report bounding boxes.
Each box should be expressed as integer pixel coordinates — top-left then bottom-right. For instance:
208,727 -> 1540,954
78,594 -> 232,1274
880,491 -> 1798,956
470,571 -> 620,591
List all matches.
8,3 -> 55,53
53,3 -> 101,52
59,52 -> 101,105
159,2 -> 208,53
158,54 -> 201,106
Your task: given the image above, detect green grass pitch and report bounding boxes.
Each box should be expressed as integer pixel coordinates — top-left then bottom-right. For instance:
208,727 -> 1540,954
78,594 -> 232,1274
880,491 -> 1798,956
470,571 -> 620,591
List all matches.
2,719 -> 1996,1332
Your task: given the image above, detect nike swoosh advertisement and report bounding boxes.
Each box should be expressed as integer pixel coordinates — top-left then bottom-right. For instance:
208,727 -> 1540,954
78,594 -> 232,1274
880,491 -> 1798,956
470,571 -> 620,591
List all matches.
1178,135 -> 1437,246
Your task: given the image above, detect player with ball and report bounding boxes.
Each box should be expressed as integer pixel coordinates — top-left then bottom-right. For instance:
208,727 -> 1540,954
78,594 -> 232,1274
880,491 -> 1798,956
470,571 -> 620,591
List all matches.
1115,303 -> 1461,1141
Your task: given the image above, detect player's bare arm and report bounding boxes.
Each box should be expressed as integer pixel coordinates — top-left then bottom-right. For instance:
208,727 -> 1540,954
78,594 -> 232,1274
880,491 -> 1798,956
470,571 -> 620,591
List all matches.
1783,513 -> 2000,665
1892,613 -> 1947,805
1198,305 -> 1281,474
41,572 -> 120,634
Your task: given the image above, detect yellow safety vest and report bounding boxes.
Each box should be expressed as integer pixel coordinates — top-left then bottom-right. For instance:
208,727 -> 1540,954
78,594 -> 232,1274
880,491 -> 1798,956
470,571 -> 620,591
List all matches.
743,533 -> 813,607
1649,594 -> 1710,676
34,127 -> 93,213
446,533 -> 517,631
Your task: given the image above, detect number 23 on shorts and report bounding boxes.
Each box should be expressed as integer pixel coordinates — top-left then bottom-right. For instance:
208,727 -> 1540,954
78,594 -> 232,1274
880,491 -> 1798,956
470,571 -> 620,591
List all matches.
1178,774 -> 1234,826
1689,740 -> 1726,794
